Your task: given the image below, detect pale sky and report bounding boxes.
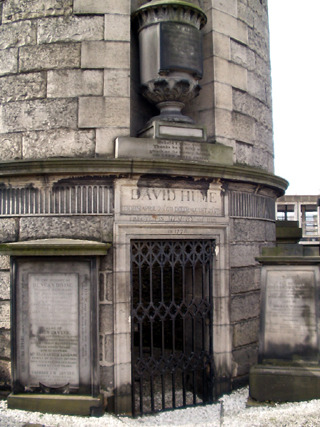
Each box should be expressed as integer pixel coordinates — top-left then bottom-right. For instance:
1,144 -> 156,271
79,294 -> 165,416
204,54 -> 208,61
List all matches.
268,0 -> 320,195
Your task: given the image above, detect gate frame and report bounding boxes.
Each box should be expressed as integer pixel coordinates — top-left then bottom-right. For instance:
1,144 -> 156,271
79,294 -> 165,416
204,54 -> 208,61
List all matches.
130,238 -> 216,415
113,220 -> 232,414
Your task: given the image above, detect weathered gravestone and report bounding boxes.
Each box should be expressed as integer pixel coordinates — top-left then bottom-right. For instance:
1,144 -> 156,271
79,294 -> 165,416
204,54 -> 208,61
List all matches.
250,222 -> 320,402
2,239 -> 109,415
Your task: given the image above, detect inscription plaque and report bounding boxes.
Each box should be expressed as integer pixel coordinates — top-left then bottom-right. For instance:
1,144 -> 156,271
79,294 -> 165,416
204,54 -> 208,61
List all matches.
119,184 -> 223,219
116,138 -> 223,162
261,267 -> 320,360
13,258 -> 98,395
28,274 -> 79,387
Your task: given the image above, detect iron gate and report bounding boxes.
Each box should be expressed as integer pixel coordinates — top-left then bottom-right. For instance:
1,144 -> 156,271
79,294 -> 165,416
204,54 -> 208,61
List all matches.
130,239 -> 215,415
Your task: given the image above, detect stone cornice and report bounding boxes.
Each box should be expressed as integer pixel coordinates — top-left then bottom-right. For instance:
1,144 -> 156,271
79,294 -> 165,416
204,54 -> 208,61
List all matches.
132,0 -> 207,30
0,239 -> 111,256
0,158 -> 288,195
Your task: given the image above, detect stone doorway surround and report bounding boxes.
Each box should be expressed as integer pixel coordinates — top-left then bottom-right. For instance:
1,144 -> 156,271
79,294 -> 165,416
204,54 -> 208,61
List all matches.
112,178 -> 231,414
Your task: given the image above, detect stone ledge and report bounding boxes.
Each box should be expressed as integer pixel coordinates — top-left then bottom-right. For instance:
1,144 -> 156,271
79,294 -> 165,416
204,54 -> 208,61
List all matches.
0,158 -> 288,195
0,239 -> 110,256
250,364 -> 320,402
256,256 -> 320,265
7,393 -> 104,416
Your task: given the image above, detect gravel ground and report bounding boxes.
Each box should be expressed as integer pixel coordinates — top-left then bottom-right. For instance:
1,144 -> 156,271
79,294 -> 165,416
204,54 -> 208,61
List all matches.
1,387 -> 320,426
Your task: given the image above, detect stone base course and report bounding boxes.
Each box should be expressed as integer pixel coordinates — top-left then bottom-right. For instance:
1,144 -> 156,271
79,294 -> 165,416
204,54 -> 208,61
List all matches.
250,365 -> 320,402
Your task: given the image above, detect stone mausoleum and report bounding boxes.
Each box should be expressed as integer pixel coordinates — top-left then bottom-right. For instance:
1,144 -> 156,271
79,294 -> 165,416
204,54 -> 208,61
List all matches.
0,0 -> 287,416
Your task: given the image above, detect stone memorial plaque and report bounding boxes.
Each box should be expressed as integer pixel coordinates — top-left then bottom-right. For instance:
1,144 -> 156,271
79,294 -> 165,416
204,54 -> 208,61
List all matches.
13,258 -> 98,395
160,22 -> 203,77
116,138 -> 220,162
28,273 -> 79,387
261,266 -> 320,360
119,183 -> 223,219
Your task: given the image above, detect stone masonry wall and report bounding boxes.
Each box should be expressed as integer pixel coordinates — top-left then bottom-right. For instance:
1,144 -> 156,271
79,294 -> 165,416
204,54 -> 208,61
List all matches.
185,0 -> 274,173
228,184 -> 276,385
0,0 -> 280,402
0,217 -> 18,389
132,0 -> 273,172
0,175 -> 115,392
98,250 -> 114,401
0,0 -> 129,389
0,0 -> 131,160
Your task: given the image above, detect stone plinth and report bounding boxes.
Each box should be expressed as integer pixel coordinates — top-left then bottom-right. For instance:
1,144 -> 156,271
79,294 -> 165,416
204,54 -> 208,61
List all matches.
250,365 -> 320,402
138,121 -> 206,142
7,394 -> 104,416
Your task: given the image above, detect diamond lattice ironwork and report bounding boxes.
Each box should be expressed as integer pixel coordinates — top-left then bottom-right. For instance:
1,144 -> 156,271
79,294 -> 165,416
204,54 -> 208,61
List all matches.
131,239 -> 215,415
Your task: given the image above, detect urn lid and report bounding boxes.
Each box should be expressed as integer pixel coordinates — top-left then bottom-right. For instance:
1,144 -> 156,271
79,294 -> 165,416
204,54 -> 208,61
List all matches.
132,0 -> 207,30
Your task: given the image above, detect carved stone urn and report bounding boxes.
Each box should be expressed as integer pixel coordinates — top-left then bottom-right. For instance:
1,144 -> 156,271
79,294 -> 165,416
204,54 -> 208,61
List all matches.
132,0 -> 207,125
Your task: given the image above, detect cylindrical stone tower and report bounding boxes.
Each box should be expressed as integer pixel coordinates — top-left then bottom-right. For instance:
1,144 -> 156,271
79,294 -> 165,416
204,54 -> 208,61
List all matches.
0,0 -> 287,416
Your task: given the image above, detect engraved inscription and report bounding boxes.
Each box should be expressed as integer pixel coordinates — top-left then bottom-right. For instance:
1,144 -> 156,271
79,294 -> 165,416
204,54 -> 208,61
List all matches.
147,140 -> 209,162
79,278 -> 90,384
149,140 -> 181,158
120,185 -> 223,218
182,141 -> 206,161
19,279 -> 29,384
264,270 -> 317,358
28,274 -> 79,387
160,22 -> 203,77
128,215 -> 218,223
